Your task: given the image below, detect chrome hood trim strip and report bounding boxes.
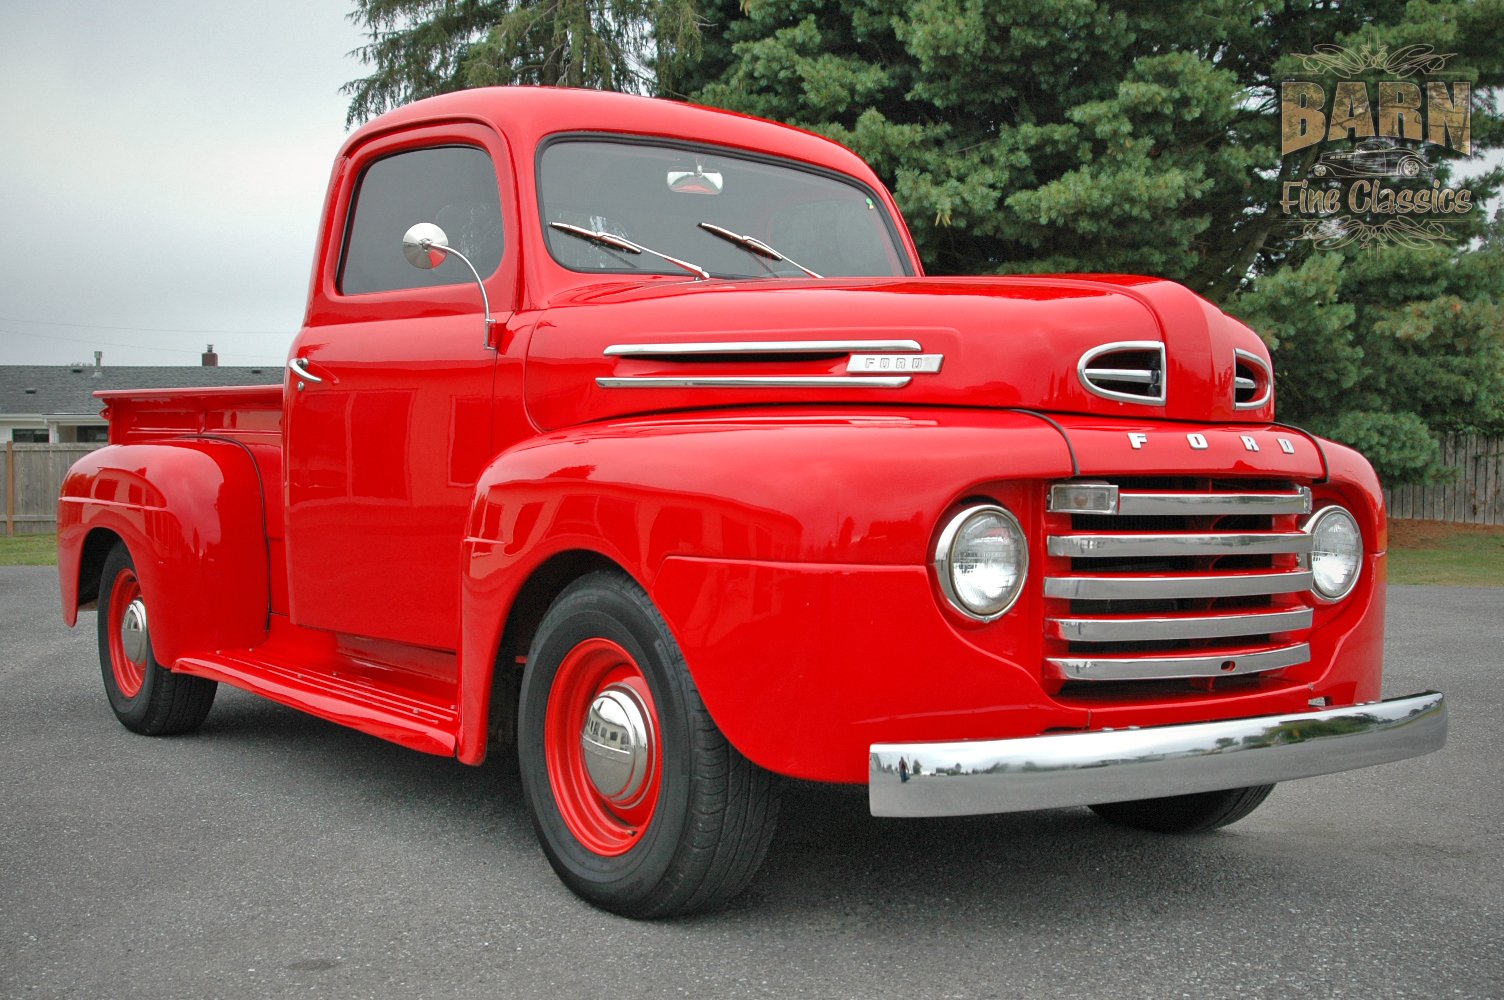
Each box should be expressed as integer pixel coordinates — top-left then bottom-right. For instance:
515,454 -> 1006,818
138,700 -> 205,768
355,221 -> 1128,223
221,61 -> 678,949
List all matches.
604,339 -> 922,357
597,375 -> 911,389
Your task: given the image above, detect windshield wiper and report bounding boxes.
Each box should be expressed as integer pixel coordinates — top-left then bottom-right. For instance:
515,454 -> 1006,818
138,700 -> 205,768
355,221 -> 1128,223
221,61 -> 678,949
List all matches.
549,222 -> 709,280
697,222 -> 823,279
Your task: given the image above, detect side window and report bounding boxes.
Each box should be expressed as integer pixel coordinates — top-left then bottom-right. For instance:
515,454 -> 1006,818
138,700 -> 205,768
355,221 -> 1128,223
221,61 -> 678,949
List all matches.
338,145 -> 504,295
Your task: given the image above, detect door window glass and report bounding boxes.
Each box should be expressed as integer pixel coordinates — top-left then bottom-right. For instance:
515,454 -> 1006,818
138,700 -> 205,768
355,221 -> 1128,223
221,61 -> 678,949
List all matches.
339,145 -> 504,295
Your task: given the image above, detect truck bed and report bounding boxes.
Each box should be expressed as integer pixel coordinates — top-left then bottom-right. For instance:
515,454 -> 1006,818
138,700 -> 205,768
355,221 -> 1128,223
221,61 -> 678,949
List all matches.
96,384 -> 283,446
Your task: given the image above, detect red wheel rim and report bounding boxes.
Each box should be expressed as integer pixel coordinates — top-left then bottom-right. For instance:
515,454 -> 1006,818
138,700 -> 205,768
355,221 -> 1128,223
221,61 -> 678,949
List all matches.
544,637 -> 663,857
106,567 -> 148,698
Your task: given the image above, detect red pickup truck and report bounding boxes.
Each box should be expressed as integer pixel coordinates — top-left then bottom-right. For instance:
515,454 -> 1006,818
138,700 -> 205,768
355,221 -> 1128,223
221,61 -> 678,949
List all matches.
58,87 -> 1446,917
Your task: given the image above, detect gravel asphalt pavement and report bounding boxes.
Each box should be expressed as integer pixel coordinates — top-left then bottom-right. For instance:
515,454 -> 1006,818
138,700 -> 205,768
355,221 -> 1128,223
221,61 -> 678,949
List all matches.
1,566 -> 1499,999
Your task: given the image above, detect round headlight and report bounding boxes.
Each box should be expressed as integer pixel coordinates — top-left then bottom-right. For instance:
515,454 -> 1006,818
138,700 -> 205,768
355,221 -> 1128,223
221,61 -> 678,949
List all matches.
935,504 -> 1028,620
1305,505 -> 1362,601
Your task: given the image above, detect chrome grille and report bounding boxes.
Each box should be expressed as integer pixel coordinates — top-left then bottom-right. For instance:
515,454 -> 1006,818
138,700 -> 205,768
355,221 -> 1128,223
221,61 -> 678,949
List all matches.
1044,479 -> 1312,684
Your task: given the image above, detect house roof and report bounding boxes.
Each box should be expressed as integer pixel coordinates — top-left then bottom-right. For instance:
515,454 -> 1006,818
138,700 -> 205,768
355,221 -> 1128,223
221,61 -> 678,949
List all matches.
1,365 -> 279,418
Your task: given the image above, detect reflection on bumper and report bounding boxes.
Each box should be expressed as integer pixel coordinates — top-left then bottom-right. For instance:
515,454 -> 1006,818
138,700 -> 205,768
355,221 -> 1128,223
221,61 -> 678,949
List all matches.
869,691 -> 1446,818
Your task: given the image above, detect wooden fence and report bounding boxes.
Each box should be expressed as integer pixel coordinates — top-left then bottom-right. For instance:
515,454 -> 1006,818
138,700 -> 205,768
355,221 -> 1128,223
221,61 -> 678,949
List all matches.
3,443 -> 102,536
5,437 -> 1501,536
1385,435 -> 1504,526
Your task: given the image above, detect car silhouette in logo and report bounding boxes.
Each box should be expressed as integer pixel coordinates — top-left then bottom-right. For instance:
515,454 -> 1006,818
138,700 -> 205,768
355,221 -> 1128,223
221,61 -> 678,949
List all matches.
1312,138 -> 1431,179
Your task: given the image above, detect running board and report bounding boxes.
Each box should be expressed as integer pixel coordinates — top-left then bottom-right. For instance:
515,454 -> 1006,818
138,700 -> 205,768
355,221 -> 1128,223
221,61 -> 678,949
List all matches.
175,651 -> 459,756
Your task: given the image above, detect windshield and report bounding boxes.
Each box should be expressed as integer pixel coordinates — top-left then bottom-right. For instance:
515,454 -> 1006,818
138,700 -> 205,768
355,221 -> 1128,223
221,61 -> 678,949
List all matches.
539,138 -> 912,279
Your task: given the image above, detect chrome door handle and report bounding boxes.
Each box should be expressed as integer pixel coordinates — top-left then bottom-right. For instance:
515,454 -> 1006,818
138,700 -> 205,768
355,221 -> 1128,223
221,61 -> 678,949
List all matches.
288,357 -> 324,384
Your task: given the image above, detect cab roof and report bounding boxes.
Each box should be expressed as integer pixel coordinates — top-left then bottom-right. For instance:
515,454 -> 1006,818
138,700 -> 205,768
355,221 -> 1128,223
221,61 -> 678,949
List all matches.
341,86 -> 883,190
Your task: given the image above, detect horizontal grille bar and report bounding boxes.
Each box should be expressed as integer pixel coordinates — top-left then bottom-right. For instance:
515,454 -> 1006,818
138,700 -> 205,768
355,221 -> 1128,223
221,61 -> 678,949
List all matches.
1047,643 -> 1311,683
1043,570 -> 1314,601
1116,488 -> 1312,517
1048,532 -> 1313,558
1049,607 -> 1313,643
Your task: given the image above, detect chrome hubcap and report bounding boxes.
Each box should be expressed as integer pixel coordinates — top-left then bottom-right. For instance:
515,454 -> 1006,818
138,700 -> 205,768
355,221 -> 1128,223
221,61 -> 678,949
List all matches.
580,684 -> 654,807
120,598 -> 148,664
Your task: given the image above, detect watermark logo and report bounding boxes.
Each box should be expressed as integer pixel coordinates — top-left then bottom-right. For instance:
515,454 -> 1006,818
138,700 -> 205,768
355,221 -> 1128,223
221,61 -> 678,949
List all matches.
1280,43 -> 1473,249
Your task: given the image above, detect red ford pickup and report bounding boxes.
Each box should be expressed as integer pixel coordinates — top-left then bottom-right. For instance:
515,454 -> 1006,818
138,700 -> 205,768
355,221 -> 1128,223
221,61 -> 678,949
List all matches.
58,87 -> 1446,917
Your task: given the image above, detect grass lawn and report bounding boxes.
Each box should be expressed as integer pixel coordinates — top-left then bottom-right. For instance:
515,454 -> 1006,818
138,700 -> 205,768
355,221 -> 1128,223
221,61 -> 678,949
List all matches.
0,534 -> 59,566
5,521 -> 1501,585
1387,520 -> 1504,588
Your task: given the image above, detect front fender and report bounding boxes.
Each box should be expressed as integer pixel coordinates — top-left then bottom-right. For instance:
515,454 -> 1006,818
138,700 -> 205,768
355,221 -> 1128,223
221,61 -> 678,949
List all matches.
454,408 -> 1074,764
468,408 -> 1074,567
58,440 -> 271,665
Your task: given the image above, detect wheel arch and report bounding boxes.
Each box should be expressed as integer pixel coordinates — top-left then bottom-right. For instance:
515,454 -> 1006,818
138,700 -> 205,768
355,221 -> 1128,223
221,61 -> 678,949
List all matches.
73,526 -> 126,611
56,441 -> 271,663
457,546 -> 630,764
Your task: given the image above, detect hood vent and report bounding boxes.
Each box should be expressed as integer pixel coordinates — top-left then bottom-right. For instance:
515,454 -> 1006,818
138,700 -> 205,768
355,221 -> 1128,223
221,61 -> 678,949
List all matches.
1234,349 -> 1273,410
1078,341 -> 1166,405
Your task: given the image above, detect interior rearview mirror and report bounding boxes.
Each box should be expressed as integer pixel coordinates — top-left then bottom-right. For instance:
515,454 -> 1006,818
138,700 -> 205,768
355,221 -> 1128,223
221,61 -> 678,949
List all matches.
667,169 -> 723,195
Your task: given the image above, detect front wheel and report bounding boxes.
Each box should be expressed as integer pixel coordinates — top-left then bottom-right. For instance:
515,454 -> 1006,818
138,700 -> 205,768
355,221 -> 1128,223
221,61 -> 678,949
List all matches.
97,543 -> 217,735
1089,784 -> 1275,833
518,570 -> 780,917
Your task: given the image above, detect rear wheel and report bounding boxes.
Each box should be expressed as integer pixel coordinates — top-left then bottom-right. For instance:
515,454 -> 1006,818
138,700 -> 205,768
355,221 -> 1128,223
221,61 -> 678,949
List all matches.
97,544 -> 216,735
518,570 -> 780,918
1089,784 -> 1275,834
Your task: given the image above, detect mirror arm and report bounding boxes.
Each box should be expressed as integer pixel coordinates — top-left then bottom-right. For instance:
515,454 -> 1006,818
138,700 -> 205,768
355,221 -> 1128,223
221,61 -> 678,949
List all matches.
420,239 -> 496,350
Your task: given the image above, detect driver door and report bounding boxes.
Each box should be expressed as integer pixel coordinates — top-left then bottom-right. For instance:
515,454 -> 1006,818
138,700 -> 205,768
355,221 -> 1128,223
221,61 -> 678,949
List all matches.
284,125 -> 517,652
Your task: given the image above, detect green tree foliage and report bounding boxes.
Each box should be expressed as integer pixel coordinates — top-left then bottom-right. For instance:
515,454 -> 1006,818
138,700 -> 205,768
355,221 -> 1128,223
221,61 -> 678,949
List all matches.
344,0 -> 702,126
1236,237 -> 1504,482
685,0 -> 1504,484
344,0 -> 1504,484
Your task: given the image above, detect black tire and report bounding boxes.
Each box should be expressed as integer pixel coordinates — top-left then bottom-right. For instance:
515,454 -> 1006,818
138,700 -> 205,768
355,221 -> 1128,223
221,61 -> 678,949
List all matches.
517,570 -> 780,918
1089,784 -> 1275,834
97,543 -> 216,735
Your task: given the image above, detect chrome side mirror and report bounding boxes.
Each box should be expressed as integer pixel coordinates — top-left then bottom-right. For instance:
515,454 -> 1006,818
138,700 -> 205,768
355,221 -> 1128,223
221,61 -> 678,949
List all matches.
402,222 -> 451,269
401,222 -> 495,350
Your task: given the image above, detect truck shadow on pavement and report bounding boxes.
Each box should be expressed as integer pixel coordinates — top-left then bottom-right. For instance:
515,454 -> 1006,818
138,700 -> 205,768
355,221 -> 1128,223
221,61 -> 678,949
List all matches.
182,685 -> 1310,928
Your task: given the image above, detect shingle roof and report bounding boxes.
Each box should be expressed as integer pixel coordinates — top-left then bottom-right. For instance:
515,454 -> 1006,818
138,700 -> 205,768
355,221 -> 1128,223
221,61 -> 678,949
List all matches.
1,365 -> 279,417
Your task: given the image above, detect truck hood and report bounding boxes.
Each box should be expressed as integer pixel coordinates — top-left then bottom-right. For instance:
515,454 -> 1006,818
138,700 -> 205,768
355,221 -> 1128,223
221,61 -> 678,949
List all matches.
523,275 -> 1275,431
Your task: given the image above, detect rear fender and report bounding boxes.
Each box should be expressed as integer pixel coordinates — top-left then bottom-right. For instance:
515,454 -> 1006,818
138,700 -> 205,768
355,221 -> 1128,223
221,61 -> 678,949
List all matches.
57,441 -> 271,664
454,409 -> 1074,763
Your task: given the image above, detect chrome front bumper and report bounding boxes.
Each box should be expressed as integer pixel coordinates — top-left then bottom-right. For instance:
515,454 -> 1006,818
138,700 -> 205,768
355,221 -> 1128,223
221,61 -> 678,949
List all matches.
869,691 -> 1446,818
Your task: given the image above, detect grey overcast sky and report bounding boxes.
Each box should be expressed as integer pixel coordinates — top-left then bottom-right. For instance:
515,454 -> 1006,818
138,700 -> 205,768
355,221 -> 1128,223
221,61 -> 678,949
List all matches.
0,1 -> 367,367
3,6 -> 1498,371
